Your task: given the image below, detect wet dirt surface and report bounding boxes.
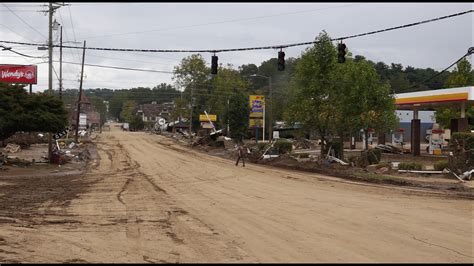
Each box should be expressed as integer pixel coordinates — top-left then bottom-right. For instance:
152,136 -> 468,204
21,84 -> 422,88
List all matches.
0,124 -> 472,263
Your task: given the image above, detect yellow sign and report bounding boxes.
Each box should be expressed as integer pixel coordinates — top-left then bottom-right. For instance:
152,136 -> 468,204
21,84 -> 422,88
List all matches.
249,95 -> 265,118
249,118 -> 263,128
199,114 -> 217,122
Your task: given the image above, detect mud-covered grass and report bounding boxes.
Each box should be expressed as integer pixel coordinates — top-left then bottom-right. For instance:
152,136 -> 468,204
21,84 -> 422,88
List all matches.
0,143 -> 98,223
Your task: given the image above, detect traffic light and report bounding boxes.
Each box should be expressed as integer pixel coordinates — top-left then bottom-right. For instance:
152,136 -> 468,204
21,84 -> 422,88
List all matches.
338,43 -> 347,63
278,51 -> 285,71
211,55 -> 218,75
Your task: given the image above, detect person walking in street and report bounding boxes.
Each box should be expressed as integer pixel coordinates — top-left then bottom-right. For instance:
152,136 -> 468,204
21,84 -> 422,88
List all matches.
235,142 -> 247,167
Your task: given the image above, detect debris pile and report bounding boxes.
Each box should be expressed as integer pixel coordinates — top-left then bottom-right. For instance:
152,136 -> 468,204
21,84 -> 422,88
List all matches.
3,157 -> 32,167
375,144 -> 403,154
50,139 -> 89,165
293,138 -> 313,150
3,132 -> 47,149
0,152 -> 5,169
192,129 -> 224,147
3,143 -> 21,153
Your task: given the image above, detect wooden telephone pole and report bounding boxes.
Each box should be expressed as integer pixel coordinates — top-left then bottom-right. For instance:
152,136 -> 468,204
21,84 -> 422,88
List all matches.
75,41 -> 86,143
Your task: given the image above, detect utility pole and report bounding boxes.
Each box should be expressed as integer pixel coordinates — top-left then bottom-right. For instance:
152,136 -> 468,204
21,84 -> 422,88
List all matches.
59,25 -> 63,100
227,98 -> 230,137
269,76 -> 273,141
47,2 -> 53,161
189,83 -> 194,143
75,41 -> 86,143
44,2 -> 67,161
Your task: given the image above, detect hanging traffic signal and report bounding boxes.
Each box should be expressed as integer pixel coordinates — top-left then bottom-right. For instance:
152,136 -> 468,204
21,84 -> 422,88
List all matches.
211,55 -> 218,75
338,43 -> 347,63
277,51 -> 285,71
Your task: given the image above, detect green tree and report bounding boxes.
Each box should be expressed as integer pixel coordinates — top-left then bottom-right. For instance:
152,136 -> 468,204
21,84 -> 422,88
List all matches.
389,72 -> 410,93
89,95 -> 107,126
109,90 -> 129,120
0,83 -> 68,140
120,100 -> 138,123
225,89 -> 249,140
445,58 -> 472,88
170,98 -> 190,123
208,65 -> 248,129
285,31 -> 338,154
333,56 -> 398,153
286,32 -> 398,155
173,54 -> 211,132
436,58 -> 474,129
129,115 -> 145,131
152,83 -> 180,103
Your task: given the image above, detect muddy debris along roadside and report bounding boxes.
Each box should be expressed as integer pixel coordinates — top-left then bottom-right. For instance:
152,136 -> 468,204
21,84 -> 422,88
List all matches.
0,132 -> 91,170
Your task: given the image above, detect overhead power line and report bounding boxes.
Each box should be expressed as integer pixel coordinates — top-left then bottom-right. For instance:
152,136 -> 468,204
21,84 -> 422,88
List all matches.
0,22 -> 36,42
0,10 -> 471,54
36,60 -> 174,74
409,47 -> 473,89
1,3 -> 47,40
0,45 -> 47,58
3,46 -> 174,73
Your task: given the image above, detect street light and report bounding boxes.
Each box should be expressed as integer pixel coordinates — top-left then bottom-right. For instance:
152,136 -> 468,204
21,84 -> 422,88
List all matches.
249,74 -> 273,142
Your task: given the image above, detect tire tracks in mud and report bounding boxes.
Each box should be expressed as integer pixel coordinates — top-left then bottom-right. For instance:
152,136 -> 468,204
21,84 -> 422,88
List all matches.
103,135 -> 249,262
97,138 -> 191,261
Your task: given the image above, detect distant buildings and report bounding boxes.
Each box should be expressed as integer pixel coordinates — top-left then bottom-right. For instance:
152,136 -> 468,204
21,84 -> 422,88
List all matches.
67,91 -> 101,130
135,101 -> 175,122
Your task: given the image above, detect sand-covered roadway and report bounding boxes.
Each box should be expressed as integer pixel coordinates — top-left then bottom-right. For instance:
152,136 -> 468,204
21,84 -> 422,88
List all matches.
0,123 -> 472,263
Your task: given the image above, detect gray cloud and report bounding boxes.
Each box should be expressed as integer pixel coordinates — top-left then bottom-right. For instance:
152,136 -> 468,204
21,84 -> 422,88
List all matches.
0,2 -> 472,92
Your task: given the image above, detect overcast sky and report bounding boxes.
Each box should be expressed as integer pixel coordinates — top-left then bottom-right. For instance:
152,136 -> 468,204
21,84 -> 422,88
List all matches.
1,2 -> 472,92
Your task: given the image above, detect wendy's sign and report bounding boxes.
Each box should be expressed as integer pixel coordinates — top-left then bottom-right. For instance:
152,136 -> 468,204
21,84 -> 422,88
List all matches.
0,65 -> 37,84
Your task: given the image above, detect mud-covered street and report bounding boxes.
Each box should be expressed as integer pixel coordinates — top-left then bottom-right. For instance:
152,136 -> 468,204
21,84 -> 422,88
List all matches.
0,124 -> 472,263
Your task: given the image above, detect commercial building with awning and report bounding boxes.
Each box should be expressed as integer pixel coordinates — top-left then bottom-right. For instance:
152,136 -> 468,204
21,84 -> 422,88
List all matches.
394,86 -> 473,155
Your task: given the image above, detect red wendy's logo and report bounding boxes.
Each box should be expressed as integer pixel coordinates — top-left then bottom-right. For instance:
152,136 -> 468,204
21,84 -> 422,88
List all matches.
25,70 -> 34,79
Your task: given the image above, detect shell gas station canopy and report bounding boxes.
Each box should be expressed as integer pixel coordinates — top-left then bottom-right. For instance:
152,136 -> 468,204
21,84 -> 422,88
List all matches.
394,86 -> 473,156
394,86 -> 473,111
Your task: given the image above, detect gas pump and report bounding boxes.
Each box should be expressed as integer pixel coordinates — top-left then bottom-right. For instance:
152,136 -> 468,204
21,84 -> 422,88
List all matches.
426,124 -> 447,155
392,128 -> 405,149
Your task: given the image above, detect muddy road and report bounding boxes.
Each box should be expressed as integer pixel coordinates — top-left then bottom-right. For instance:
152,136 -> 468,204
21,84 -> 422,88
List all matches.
0,125 -> 472,263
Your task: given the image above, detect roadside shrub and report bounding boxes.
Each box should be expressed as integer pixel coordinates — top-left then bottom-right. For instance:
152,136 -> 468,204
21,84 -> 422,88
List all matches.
433,160 -> 449,171
371,149 -> 382,163
257,142 -> 270,151
398,162 -> 423,170
274,139 -> 293,154
358,149 -> 381,167
450,132 -> 474,150
375,162 -> 391,169
129,115 -> 145,131
449,132 -> 474,172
